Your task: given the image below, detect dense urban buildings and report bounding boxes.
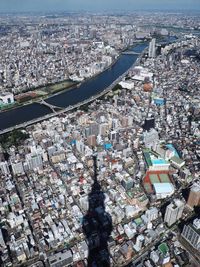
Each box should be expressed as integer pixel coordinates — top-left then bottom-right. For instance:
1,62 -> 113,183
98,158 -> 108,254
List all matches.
0,10 -> 200,267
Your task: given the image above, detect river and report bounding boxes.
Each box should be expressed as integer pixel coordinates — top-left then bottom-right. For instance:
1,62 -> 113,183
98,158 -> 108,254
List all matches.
0,37 -> 176,131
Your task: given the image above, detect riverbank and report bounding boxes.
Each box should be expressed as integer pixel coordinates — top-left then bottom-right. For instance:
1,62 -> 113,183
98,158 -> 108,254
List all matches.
0,41 -> 145,114
0,80 -> 77,113
0,35 -> 177,132
0,42 -> 148,134
45,42 -> 144,103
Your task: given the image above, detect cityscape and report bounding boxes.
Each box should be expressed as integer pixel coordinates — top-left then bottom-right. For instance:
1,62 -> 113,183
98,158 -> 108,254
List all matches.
0,1 -> 200,267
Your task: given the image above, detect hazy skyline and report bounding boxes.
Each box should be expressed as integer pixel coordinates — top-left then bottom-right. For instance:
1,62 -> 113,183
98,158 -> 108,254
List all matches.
0,0 -> 200,13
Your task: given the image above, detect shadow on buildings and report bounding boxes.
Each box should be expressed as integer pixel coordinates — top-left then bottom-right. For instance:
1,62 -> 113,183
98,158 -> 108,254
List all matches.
82,154 -> 112,267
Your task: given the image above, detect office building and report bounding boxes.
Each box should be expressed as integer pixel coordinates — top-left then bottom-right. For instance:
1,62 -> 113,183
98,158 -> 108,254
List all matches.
99,123 -> 108,136
121,176 -> 134,191
164,199 -> 185,227
89,123 -> 99,136
170,156 -> 185,169
76,140 -> 85,154
0,92 -> 14,105
150,251 -> 159,264
0,229 -> 6,249
143,129 -> 159,149
87,135 -> 96,147
48,250 -> 73,267
11,162 -> 24,175
145,207 -> 159,222
79,196 -> 89,211
110,131 -> 119,142
148,38 -> 156,58
26,153 -> 43,170
187,183 -> 200,209
181,218 -> 200,250
0,161 -> 10,175
112,118 -> 119,129
121,116 -> 129,127
84,123 -> 99,137
134,235 -> 145,251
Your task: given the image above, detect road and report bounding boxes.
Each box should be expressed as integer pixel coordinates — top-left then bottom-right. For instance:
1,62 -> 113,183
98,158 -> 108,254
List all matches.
121,231 -> 171,267
0,48 -> 146,135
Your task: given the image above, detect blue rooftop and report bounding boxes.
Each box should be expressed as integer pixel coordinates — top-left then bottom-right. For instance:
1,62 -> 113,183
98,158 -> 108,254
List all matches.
104,143 -> 112,150
152,159 -> 168,165
153,183 -> 174,194
166,144 -> 179,158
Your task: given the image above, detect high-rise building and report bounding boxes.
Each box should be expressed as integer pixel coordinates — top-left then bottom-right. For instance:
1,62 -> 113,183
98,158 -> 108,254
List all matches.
181,218 -> 200,250
121,176 -> 134,191
164,199 -> 185,227
26,153 -> 43,170
145,207 -> 159,222
76,139 -> 85,154
11,162 -> 24,175
148,38 -> 156,58
0,146 -> 5,162
48,250 -> 73,267
121,116 -> 129,127
150,251 -> 159,264
135,235 -> 145,251
80,196 -> 89,211
84,127 -> 90,138
99,123 -> 108,136
87,135 -> 96,147
89,123 -> 99,136
187,183 -> 200,209
84,123 -> 99,138
143,128 -> 159,149
112,118 -> 119,129
0,161 -> 10,175
110,131 -> 119,142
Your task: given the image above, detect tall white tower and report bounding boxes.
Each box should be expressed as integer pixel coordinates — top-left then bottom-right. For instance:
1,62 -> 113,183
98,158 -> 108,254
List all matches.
164,199 -> 185,227
148,38 -> 156,58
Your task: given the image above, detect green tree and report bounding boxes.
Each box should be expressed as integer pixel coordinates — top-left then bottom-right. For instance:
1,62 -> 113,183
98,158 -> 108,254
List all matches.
0,129 -> 29,150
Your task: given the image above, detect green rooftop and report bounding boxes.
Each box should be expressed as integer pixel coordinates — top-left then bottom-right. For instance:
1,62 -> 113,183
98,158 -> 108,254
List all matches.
149,174 -> 160,184
158,242 -> 169,255
134,217 -> 143,226
170,156 -> 185,165
143,149 -> 152,167
159,173 -> 170,183
127,191 -> 133,198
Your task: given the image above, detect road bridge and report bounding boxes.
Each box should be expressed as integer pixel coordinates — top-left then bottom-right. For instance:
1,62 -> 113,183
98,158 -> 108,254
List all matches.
122,51 -> 140,55
0,47 -> 147,135
39,99 -> 63,113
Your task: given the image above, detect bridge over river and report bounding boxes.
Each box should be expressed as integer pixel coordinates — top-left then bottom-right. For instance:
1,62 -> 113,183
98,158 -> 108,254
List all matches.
0,35 -> 178,134
122,51 -> 140,55
0,49 -> 145,135
37,99 -> 63,113
3,37 -> 177,134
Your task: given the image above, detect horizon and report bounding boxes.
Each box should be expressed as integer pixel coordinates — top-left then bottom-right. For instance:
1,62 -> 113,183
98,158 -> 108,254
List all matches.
0,9 -> 200,16
0,0 -> 200,13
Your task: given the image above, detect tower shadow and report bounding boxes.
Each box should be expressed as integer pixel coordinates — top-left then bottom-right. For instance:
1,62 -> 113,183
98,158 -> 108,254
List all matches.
82,154 -> 112,267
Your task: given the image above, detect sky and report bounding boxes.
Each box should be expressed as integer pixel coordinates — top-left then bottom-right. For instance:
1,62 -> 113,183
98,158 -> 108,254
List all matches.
0,0 -> 200,13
